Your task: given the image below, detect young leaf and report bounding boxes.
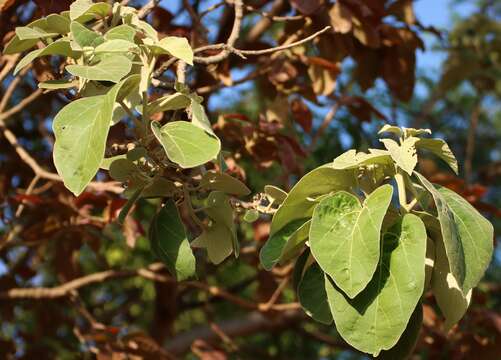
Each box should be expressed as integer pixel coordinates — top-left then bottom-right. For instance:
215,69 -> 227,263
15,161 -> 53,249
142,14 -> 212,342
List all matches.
438,186 -> 493,293
188,96 -> 214,135
414,172 -> 466,291
381,137 -> 419,175
66,54 -> 132,83
378,124 -> 402,136
149,200 -> 196,281
264,185 -> 288,205
200,171 -> 250,196
298,263 -> 333,324
150,121 -> 221,168
260,218 -> 310,270
243,209 -> 260,223
416,138 -> 458,174
325,214 -> 427,356
310,184 -> 393,298
70,21 -> 104,48
332,149 -> 393,170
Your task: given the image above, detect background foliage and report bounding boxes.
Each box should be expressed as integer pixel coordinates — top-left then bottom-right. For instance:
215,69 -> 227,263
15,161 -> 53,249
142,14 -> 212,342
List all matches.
0,0 -> 500,359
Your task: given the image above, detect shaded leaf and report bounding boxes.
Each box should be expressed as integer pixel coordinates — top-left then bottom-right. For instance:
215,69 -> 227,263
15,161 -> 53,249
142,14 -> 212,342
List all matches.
200,172 -> 250,196
298,262 -> 333,324
149,200 -> 196,281
416,138 -> 458,174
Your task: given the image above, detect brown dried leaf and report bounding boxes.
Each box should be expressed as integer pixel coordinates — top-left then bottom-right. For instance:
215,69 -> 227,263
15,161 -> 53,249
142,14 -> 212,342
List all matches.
290,98 -> 312,132
329,2 -> 353,34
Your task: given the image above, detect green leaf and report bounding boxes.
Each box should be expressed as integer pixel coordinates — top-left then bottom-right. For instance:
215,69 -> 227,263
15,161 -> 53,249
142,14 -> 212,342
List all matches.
70,0 -> 111,22
100,154 -> 127,170
150,36 -> 194,65
381,137 -> 419,175
332,149 -> 393,170
104,24 -> 136,42
264,185 -> 288,205
310,184 -> 393,298
109,158 -> 138,181
416,138 -> 458,174
200,171 -> 250,196
260,218 -> 310,270
292,249 -> 311,291
141,177 -> 177,198
15,26 -> 58,40
188,96 -> 214,135
70,21 -> 104,48
432,229 -> 472,331
438,186 -> 493,293
298,263 -> 333,324
53,78 -> 129,195
14,40 -> 76,75
278,220 -> 311,265
38,79 -> 78,90
378,124 -> 402,136
414,172 -> 466,291
66,54 -> 132,83
204,191 -> 238,257
94,39 -> 138,54
269,165 -> 355,240
243,209 -> 260,223
325,214 -> 427,356
192,222 -> 234,265
149,200 -> 196,281
151,121 -> 221,168
117,185 -> 143,225
45,14 -> 71,34
2,36 -> 38,55
147,93 -> 190,114
377,303 -> 423,360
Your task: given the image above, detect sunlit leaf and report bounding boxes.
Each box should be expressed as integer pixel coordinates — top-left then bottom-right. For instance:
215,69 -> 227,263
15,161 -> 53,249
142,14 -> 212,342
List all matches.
151,121 -> 221,168
381,137 -> 419,175
310,184 -> 393,298
66,54 -> 132,83
325,214 -> 427,356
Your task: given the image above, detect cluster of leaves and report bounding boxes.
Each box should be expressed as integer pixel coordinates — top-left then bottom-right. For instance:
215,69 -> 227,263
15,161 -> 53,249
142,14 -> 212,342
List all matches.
260,124 -> 493,356
4,0 -> 260,277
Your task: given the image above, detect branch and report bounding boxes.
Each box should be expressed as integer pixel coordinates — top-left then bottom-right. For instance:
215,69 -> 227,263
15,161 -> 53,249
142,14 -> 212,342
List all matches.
194,26 -> 331,63
137,0 -> 160,19
166,309 -> 305,355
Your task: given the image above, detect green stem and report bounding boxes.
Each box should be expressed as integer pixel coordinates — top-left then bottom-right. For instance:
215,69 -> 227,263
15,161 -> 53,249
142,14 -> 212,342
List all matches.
395,170 -> 408,213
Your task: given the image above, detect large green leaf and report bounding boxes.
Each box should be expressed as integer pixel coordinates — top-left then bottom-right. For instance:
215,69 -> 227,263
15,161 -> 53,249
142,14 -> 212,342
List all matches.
298,262 -> 333,324
414,172 -> 466,291
149,36 -> 193,65
269,165 -> 355,239
149,200 -> 196,281
150,121 -> 220,168
278,220 -> 311,264
310,184 -> 393,298
438,186 -> 493,293
2,36 -> 38,55
416,138 -> 458,174
53,78 -> 131,195
66,54 -> 132,83
381,137 -> 419,175
70,21 -> 104,48
377,303 -> 423,359
70,0 -> 111,22
325,214 -> 427,356
14,40 -> 76,75
260,218 -> 310,270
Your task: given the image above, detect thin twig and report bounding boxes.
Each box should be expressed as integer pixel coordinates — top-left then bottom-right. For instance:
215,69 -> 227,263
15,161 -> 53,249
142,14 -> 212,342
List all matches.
308,102 -> 340,152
